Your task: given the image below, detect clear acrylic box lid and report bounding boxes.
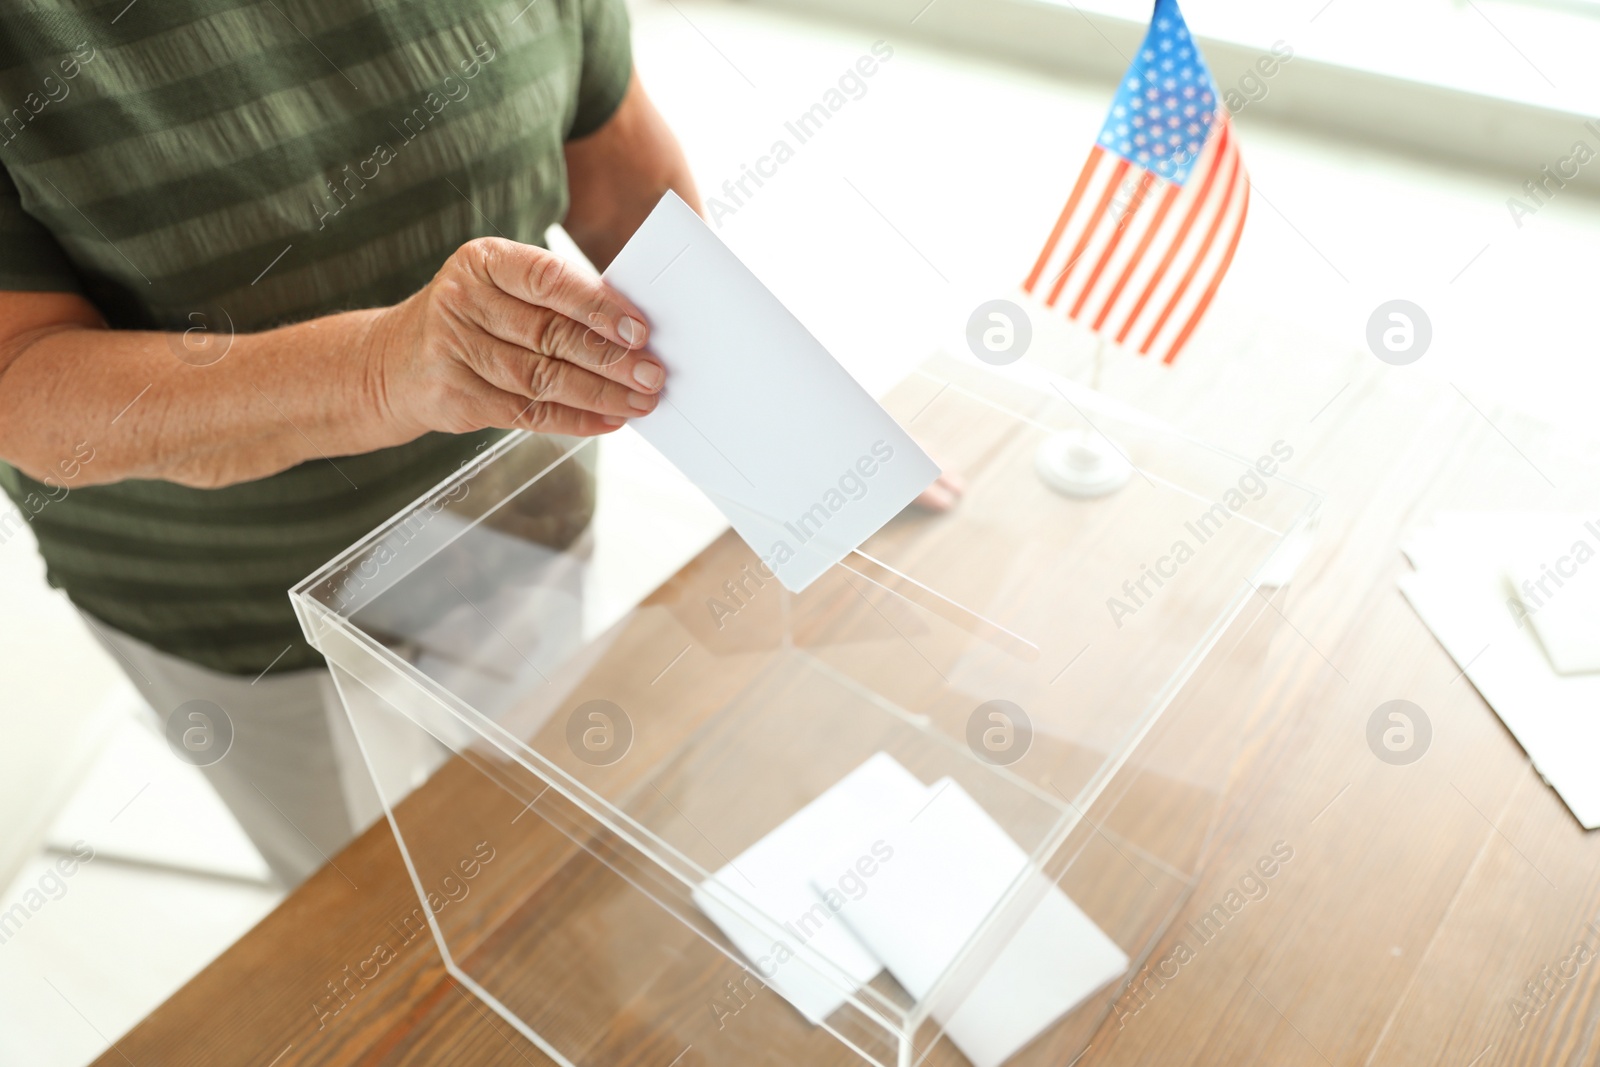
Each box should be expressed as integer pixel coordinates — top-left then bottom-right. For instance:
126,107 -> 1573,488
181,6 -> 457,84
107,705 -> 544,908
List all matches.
291,351 -> 1318,1059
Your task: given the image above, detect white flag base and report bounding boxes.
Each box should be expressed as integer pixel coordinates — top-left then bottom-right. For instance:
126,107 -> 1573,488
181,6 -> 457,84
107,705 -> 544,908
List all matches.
1034,428 -> 1132,498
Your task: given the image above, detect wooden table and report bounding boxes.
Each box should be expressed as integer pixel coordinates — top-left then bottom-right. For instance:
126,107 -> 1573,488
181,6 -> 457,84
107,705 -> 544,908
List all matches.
93,313 -> 1600,1067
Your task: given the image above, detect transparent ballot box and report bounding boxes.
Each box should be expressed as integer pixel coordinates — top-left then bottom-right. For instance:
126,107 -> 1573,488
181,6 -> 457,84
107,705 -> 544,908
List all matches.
292,353 -> 1319,1067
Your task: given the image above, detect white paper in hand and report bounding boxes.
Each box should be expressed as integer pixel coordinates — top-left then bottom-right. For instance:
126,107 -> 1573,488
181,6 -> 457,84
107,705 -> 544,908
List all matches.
602,192 -> 939,592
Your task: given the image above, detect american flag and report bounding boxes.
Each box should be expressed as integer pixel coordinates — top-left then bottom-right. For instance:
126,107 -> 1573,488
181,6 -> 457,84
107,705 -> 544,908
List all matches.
1022,0 -> 1248,364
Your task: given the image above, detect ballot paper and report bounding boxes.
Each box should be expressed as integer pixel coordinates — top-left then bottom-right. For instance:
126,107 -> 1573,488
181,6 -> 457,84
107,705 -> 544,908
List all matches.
1400,513 -> 1600,828
602,192 -> 940,592
1502,518 -> 1600,675
818,779 -> 1129,1067
691,752 -> 931,1023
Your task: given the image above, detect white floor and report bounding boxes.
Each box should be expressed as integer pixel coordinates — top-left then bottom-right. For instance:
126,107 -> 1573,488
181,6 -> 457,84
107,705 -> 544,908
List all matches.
0,680 -> 281,1067
6,0 -> 1600,1063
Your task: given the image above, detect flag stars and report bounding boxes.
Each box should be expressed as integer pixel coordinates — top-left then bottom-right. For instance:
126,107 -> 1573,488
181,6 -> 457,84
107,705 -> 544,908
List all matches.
1093,6 -> 1220,185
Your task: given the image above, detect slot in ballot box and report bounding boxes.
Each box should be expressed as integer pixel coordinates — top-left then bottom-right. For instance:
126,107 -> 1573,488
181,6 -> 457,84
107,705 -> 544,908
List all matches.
291,352 -> 1318,1067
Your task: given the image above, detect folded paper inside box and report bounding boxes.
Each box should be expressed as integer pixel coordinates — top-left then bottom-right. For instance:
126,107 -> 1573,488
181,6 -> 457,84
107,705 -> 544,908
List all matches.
693,753 -> 1129,1067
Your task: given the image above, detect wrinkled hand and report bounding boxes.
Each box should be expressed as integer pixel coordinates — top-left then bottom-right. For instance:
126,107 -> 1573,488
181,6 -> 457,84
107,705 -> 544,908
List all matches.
370,237 -> 663,439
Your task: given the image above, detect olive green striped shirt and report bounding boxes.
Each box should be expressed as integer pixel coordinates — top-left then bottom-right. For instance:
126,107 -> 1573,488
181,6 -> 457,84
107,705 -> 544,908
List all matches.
0,0 -> 632,675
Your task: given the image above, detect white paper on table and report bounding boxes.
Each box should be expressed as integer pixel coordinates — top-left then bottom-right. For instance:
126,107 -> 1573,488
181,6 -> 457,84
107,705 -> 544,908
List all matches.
1404,511 -> 1600,675
818,779 -> 1129,1067
602,192 -> 940,592
1501,518 -> 1600,675
1399,515 -> 1600,827
691,752 -> 931,1023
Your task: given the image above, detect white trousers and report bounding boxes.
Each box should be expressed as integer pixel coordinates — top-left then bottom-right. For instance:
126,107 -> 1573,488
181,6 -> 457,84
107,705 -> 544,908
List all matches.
89,622 -> 386,888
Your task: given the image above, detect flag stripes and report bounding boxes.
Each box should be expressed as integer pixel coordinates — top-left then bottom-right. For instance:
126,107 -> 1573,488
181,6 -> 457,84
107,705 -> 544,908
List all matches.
1023,112 -> 1248,363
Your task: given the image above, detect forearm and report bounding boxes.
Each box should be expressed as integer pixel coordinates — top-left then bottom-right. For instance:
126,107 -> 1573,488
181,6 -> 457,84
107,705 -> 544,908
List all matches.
0,78 -> 693,492
563,71 -> 703,269
0,306 -> 398,489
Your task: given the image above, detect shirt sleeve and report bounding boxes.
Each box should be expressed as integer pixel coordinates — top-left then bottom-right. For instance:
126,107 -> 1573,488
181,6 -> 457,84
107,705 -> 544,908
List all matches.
0,163 -> 81,292
567,0 -> 634,141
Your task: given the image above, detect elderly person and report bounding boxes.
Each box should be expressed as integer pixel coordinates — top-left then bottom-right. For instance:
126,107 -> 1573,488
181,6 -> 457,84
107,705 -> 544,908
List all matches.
0,0 -> 692,886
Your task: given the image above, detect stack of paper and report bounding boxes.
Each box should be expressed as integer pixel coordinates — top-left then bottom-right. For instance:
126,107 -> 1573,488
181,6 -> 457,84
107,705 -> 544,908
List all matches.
693,753 -> 1129,1066
1399,512 -> 1600,828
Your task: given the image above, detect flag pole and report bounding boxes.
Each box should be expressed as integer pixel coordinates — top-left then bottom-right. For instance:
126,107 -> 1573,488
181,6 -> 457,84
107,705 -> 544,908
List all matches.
1033,333 -> 1132,498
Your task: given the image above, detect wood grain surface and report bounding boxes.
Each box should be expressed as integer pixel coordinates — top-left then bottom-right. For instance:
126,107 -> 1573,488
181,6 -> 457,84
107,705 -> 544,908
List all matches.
91,323 -> 1600,1067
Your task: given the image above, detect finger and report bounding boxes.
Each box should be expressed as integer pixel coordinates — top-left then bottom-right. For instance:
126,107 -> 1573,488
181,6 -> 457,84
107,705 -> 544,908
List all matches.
513,399 -> 629,437
913,483 -> 959,511
539,307 -> 666,390
462,238 -> 649,350
470,288 -> 665,393
463,332 -> 658,418
468,378 -> 628,436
